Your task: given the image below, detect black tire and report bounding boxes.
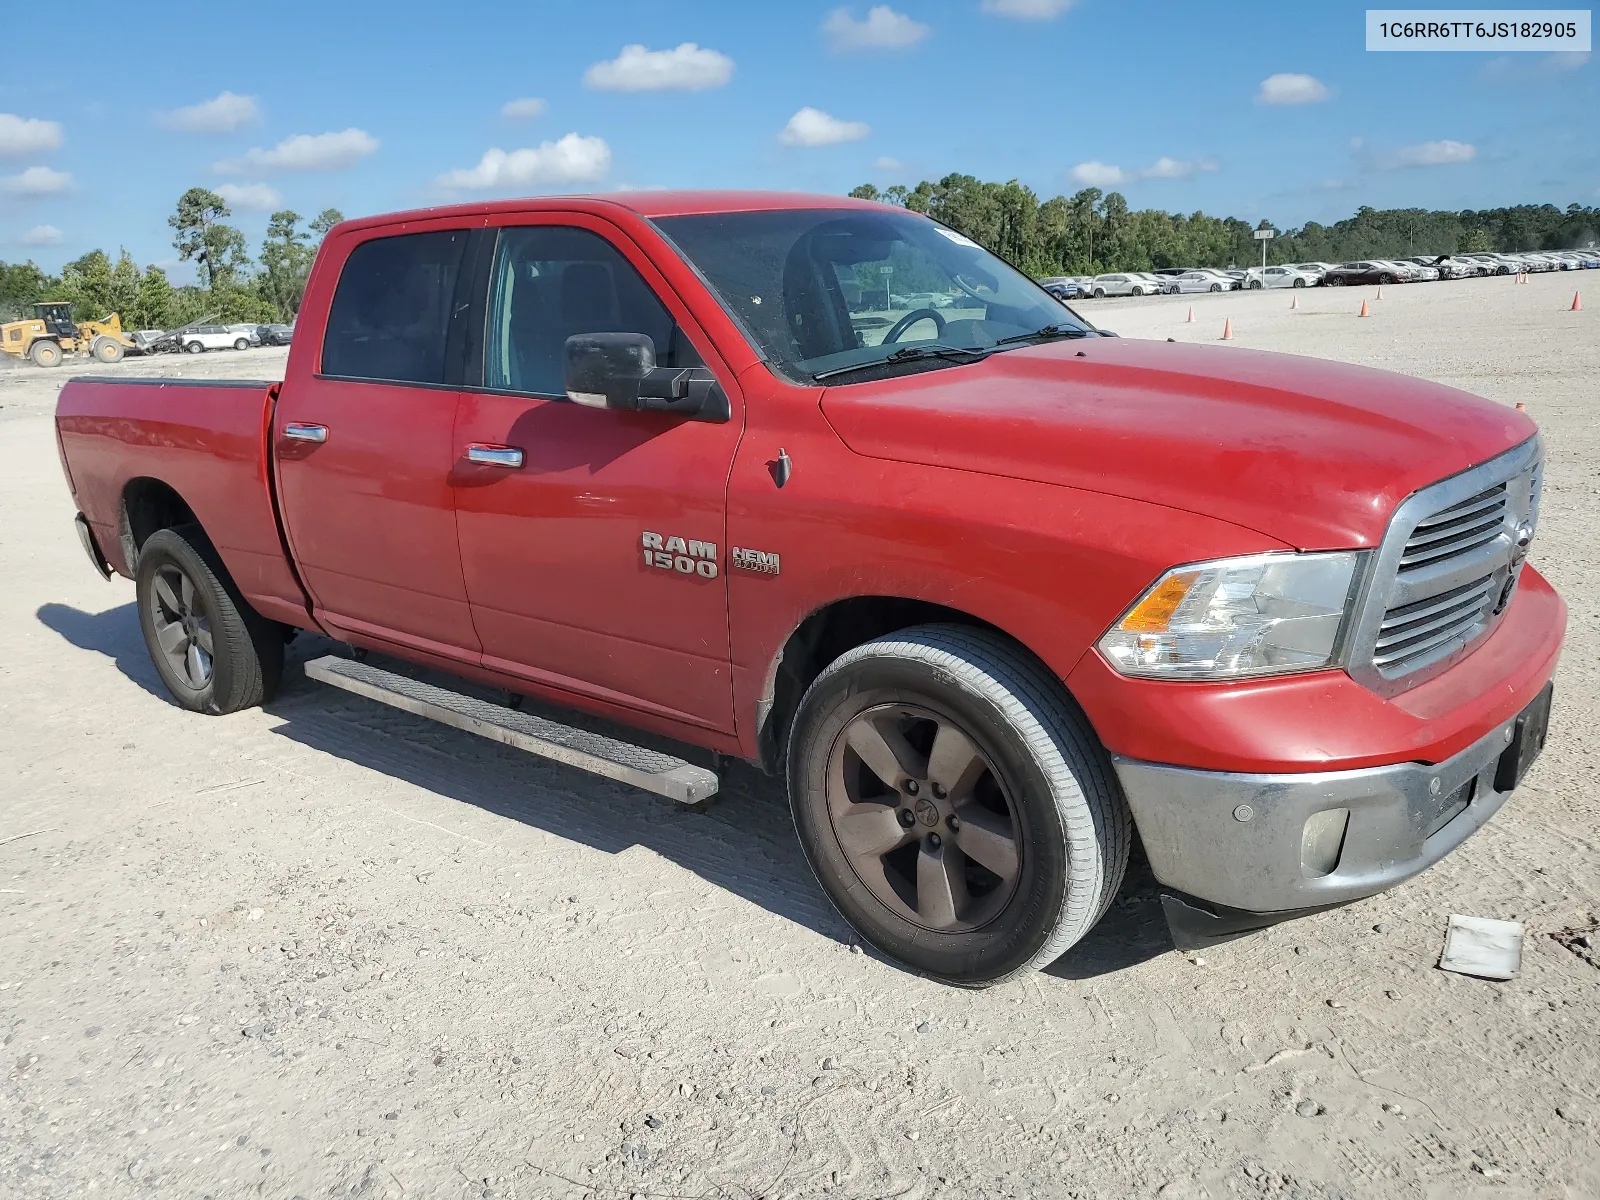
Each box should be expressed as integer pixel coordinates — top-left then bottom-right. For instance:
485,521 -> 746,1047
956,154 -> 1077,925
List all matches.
1248,279 -> 1262,289
1092,288 -> 1105,298
1208,283 -> 1221,292
1327,275 -> 1345,287
233,338 -> 250,351
135,527 -> 283,715
1378,274 -> 1394,285
787,624 -> 1131,985
29,340 -> 63,367
185,341 -> 204,354
1131,286 -> 1144,296
1292,277 -> 1306,288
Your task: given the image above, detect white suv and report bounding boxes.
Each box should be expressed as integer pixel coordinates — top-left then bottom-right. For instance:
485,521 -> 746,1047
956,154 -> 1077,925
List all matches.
181,325 -> 254,353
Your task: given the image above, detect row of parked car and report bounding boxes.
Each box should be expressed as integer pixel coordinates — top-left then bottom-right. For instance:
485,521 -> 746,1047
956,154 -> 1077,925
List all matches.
1042,247 -> 1600,300
130,322 -> 296,354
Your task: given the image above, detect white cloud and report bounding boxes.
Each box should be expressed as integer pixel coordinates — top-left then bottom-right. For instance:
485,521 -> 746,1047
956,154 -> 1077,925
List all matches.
780,107 -> 870,147
583,43 -> 734,92
0,113 -> 63,157
1257,73 -> 1331,105
436,133 -> 612,191
981,0 -> 1076,17
823,6 -> 930,51
875,156 -> 903,170
1390,139 -> 1476,167
217,129 -> 378,174
216,182 -> 284,211
1,166 -> 72,196
501,97 -> 548,121
1069,161 -> 1127,187
159,91 -> 260,133
20,224 -> 63,246
1069,156 -> 1218,187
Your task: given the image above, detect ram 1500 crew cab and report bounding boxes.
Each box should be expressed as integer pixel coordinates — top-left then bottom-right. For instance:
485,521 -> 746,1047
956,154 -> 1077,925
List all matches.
55,192 -> 1564,983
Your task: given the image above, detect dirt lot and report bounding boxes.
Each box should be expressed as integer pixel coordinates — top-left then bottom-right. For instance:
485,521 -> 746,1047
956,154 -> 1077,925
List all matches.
2,272 -> 1597,1199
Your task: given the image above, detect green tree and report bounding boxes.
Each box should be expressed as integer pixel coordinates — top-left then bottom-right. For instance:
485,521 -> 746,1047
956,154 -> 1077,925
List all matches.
169,188 -> 250,290
310,208 -> 344,239
259,210 -> 315,320
0,260 -> 52,320
130,266 -> 177,331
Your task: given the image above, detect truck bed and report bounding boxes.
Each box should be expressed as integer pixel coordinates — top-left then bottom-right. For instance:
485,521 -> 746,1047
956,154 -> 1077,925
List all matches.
55,377 -> 312,628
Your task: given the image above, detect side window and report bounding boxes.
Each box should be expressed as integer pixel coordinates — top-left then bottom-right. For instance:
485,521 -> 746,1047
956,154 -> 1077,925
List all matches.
484,225 -> 701,397
322,229 -> 469,385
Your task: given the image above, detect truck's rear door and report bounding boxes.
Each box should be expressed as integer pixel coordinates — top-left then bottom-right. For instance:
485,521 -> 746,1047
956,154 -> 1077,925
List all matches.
273,220 -> 483,661
451,214 -> 743,734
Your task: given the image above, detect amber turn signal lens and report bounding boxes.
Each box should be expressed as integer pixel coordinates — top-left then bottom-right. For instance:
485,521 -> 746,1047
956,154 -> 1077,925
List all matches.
1118,570 -> 1200,632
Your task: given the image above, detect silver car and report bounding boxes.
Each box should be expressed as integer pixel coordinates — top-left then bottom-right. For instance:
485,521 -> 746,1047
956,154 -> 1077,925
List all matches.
1172,270 -> 1238,294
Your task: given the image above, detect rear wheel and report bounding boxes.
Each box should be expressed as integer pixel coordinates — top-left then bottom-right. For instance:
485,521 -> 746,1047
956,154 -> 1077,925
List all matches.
1092,288 -> 1105,298
91,337 -> 124,363
185,340 -> 204,354
788,625 -> 1130,985
136,527 -> 283,714
1327,275 -> 1345,287
28,340 -> 63,367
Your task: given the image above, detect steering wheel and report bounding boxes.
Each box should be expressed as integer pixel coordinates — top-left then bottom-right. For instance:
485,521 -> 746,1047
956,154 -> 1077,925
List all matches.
883,308 -> 946,344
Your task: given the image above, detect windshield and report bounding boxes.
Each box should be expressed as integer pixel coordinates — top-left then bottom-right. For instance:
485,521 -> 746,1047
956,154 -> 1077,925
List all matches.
653,208 -> 1093,383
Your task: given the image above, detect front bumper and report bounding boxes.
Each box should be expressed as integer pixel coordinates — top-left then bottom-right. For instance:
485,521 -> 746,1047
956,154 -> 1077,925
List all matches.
1113,683 -> 1553,915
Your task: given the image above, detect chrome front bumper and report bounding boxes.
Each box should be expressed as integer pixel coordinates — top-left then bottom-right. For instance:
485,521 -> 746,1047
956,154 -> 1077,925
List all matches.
1113,685 -> 1552,915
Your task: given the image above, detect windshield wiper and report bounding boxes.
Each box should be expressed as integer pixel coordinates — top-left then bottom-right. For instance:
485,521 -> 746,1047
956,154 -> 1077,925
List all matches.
992,324 -> 1093,348
811,344 -> 989,382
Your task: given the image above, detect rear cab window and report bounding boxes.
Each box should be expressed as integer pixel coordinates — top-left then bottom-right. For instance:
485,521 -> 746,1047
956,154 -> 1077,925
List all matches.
321,230 -> 470,385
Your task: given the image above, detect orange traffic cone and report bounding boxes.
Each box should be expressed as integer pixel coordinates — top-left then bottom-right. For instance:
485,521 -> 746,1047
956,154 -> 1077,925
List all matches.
1376,286 -> 1384,300
1359,299 -> 1371,317
1290,293 -> 1300,309
1221,318 -> 1233,340
1186,307 -> 1195,323
1573,291 -> 1583,311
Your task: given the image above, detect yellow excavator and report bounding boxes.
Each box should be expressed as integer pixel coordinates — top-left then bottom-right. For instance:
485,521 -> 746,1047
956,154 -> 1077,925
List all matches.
1,302 -> 136,367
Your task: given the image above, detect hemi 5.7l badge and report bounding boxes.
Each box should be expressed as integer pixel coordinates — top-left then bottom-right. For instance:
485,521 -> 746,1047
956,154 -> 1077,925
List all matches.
731,547 -> 781,575
642,532 -> 718,578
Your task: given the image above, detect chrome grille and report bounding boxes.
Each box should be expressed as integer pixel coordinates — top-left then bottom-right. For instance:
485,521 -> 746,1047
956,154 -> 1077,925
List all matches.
1347,437 -> 1542,697
1397,484 -> 1506,571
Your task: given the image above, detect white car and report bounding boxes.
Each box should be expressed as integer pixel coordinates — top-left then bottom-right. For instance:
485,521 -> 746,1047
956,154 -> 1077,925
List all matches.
1087,273 -> 1161,297
180,325 -> 255,353
1172,270 -> 1238,294
1130,272 -> 1176,294
1247,265 -> 1318,289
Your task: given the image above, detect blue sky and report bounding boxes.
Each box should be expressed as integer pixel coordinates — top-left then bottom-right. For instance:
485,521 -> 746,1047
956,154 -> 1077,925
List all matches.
2,0 -> 1593,279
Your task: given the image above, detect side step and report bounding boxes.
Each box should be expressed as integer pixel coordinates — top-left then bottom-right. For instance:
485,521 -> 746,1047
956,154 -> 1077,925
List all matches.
303,655 -> 719,805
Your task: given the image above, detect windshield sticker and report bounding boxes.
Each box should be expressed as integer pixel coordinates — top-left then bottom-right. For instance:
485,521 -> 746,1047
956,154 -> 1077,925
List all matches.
934,227 -> 980,248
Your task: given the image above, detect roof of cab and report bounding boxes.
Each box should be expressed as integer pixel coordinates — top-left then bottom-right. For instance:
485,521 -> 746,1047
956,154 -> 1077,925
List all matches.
332,191 -> 893,236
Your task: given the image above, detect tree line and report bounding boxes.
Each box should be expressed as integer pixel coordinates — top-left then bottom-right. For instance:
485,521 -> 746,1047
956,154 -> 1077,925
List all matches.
848,176 -> 1600,276
0,188 -> 342,329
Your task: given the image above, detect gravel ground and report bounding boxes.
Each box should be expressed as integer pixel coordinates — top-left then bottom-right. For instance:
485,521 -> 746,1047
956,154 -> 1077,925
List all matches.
1,270 -> 1596,1199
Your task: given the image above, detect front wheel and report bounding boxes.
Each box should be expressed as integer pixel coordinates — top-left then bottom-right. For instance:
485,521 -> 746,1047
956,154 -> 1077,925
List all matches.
136,527 -> 283,714
788,625 -> 1130,985
233,338 -> 250,351
1378,274 -> 1394,285
1292,277 -> 1306,288
1131,286 -> 1145,296
92,337 -> 125,363
1208,283 -> 1221,292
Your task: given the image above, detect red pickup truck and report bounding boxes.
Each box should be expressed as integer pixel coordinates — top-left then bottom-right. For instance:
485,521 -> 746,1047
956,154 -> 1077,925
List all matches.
55,192 -> 1564,984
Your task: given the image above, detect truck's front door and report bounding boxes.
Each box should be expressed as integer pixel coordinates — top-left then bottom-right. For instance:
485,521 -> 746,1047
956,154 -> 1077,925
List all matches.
451,216 -> 743,734
275,223 -> 482,661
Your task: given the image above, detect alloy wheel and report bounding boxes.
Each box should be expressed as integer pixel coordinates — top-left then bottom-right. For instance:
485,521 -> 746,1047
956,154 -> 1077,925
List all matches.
824,703 -> 1023,933
148,564 -> 214,688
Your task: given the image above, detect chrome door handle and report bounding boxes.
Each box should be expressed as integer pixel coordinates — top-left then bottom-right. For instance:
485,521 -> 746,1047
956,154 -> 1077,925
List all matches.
283,423 -> 328,443
466,445 -> 524,468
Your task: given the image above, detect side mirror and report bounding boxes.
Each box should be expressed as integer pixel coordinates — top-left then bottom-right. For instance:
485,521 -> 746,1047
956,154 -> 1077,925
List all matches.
1097,329 -> 1119,337
563,332 -> 729,422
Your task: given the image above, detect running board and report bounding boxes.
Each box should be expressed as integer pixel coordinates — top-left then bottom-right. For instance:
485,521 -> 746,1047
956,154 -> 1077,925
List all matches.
303,655 -> 719,805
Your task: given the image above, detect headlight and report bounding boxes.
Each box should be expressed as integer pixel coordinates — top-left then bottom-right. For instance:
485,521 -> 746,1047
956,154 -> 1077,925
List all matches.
1098,551 -> 1365,680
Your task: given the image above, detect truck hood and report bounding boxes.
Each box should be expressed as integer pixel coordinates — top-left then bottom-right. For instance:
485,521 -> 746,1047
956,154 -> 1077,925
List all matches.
819,338 -> 1536,549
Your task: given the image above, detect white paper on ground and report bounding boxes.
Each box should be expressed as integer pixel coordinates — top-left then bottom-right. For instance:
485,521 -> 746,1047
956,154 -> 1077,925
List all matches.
1439,914 -> 1525,981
